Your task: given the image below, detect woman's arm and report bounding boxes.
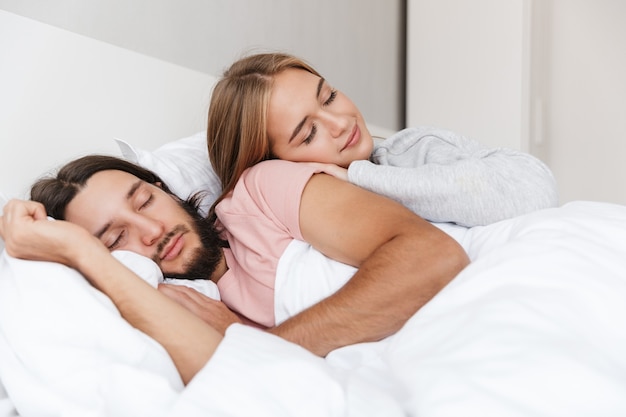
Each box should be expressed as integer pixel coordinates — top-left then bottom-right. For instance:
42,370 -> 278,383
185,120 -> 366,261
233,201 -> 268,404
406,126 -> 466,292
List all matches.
269,173 -> 470,356
0,199 -> 221,385
348,127 -> 559,227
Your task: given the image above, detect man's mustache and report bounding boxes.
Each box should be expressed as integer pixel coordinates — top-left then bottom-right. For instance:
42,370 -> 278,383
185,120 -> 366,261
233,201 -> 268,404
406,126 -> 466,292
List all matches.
152,224 -> 190,264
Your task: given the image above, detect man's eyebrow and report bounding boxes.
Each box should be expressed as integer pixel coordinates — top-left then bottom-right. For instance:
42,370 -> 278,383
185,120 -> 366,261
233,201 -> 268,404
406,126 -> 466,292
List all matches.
126,180 -> 143,200
94,179 -> 143,239
288,77 -> 326,143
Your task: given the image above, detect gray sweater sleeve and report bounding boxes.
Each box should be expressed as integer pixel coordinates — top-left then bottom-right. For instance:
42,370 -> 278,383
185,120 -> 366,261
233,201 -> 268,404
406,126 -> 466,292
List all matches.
347,127 -> 558,227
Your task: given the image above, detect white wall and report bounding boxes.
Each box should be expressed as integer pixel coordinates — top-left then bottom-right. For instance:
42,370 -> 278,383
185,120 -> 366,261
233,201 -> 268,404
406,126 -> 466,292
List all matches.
0,9 -> 397,201
0,0 -> 406,131
0,10 -> 215,198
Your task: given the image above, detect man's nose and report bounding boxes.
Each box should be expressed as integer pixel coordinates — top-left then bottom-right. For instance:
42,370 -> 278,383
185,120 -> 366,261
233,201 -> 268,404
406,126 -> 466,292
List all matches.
136,215 -> 164,246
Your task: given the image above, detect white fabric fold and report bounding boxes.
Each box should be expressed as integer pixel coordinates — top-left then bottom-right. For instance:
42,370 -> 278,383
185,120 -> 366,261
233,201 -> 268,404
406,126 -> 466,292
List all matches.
1,201 -> 626,416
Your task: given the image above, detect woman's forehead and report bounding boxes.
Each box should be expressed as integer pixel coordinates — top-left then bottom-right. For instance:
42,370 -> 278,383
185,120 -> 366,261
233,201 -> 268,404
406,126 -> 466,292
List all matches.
268,69 -> 321,131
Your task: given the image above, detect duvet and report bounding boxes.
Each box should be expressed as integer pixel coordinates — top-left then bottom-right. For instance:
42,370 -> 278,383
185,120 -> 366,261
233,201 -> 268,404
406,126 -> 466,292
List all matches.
1,200 -> 626,416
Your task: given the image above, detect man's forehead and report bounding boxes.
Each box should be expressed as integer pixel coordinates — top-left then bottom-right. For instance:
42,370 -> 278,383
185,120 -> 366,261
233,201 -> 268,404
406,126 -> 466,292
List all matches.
85,170 -> 144,192
68,170 -> 143,213
91,169 -> 140,182
65,170 -> 147,235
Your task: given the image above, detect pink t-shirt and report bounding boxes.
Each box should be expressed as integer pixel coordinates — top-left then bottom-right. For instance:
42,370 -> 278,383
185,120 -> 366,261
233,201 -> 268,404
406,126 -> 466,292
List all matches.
215,160 -> 319,327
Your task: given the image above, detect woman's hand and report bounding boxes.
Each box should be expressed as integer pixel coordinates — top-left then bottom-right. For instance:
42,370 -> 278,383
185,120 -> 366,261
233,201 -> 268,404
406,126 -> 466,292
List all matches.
304,162 -> 349,181
0,199 -> 100,267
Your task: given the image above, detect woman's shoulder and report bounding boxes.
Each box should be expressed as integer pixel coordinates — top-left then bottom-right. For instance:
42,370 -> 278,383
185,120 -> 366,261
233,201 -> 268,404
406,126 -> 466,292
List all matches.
246,159 -> 299,172
236,160 -> 319,201
243,160 -> 318,181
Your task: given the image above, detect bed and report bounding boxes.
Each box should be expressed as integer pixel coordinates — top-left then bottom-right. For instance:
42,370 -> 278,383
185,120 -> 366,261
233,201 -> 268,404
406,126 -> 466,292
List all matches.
2,10 -> 626,417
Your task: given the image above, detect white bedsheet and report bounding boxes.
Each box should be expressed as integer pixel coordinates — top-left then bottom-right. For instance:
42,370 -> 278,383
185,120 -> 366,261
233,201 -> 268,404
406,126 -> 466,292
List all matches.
1,200 -> 626,416
0,383 -> 17,417
274,217 -> 471,325
327,200 -> 626,415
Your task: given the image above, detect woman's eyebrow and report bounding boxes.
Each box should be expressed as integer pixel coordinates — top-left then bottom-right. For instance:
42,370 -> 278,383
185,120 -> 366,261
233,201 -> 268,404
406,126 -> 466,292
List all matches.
289,77 -> 326,143
316,77 -> 325,97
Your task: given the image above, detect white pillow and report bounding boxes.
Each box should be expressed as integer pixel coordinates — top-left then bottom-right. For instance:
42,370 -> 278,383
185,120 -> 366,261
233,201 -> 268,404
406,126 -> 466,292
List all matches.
115,131 -> 221,216
0,250 -> 182,416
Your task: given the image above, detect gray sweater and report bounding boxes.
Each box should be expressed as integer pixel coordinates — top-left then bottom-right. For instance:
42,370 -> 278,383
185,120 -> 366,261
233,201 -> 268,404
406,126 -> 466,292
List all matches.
347,127 -> 558,227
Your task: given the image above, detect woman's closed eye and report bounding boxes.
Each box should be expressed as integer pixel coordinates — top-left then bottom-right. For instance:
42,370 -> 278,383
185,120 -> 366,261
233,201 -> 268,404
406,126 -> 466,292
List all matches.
303,123 -> 317,145
301,87 -> 337,145
323,89 -> 337,106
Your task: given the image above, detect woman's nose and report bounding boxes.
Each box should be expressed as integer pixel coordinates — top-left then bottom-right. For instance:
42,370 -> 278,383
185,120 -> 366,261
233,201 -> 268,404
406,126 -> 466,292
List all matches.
321,111 -> 349,138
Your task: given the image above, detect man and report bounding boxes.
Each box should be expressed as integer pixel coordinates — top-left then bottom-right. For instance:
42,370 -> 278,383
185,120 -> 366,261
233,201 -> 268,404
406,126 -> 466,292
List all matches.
0,155 -> 468,379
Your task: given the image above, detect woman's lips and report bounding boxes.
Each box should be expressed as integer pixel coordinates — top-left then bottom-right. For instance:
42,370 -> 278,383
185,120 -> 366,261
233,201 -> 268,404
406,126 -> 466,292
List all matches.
341,124 -> 361,151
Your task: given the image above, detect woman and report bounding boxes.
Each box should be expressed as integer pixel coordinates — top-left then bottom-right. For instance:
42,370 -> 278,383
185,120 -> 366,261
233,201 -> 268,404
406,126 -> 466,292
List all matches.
207,52 -> 558,227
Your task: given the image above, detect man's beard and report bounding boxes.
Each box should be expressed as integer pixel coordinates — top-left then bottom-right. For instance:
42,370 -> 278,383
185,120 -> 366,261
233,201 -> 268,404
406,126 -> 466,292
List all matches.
162,203 -> 227,281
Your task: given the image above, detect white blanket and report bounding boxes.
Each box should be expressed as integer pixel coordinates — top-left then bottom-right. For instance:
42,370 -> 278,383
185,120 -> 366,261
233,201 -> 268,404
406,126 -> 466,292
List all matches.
1,201 -> 626,416
327,200 -> 626,415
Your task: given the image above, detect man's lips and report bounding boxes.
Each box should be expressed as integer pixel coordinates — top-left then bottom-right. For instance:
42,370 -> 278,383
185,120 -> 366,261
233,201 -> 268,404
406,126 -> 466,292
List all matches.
160,233 -> 184,261
341,124 -> 360,152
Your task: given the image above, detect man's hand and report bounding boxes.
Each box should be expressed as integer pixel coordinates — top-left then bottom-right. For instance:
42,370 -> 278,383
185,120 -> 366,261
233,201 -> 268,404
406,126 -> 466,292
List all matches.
158,283 -> 252,334
0,199 -> 102,267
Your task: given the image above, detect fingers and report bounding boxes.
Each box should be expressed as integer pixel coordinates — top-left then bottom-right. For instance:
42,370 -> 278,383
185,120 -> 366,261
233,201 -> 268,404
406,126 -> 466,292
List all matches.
158,283 -> 189,304
160,283 -> 200,300
158,283 -> 242,334
1,199 -> 47,224
303,162 -> 326,170
0,199 -> 88,264
158,283 -> 215,308
303,162 -> 349,181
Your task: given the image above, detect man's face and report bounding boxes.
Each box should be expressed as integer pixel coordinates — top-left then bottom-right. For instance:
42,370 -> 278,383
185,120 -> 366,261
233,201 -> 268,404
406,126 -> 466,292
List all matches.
65,169 -> 205,277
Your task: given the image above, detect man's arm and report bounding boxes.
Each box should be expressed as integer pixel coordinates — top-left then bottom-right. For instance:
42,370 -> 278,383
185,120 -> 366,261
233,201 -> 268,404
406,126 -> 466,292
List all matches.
269,173 -> 470,356
0,199 -> 222,385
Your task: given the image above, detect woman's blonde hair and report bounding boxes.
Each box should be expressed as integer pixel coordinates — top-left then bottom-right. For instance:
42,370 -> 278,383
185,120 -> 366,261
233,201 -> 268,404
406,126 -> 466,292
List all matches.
206,52 -> 320,214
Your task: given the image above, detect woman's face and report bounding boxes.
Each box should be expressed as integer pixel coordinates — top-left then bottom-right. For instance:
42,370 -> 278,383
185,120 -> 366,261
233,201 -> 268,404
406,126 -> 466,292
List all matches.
267,68 -> 373,168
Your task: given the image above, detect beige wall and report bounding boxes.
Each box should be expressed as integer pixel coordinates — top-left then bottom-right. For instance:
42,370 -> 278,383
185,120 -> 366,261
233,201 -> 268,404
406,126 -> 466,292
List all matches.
407,0 -> 626,205
532,0 -> 626,205
406,0 -> 529,150
0,0 -> 406,131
